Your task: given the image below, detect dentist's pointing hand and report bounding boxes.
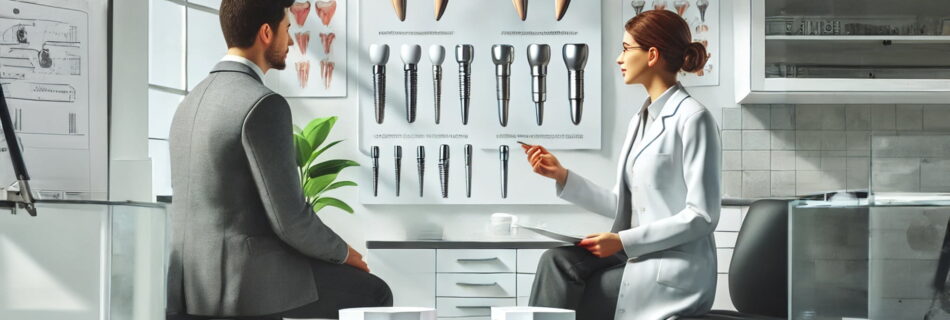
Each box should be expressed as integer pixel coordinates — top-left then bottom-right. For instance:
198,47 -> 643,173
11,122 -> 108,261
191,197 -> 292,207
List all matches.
522,144 -> 568,187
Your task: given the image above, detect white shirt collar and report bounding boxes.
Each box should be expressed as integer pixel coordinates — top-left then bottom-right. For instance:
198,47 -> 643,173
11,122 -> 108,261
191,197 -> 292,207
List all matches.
221,55 -> 265,81
640,82 -> 681,121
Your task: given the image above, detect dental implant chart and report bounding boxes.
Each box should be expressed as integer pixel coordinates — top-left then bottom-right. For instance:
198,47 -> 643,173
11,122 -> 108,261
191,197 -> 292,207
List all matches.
358,0 -> 602,205
264,0 -> 348,97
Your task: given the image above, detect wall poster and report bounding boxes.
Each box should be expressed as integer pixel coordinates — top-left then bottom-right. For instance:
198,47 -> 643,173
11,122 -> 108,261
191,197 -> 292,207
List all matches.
265,0 -> 348,97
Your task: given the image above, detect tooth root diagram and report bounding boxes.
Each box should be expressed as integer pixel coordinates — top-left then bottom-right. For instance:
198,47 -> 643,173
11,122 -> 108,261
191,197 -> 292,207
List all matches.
291,1 -> 311,26
316,0 -> 337,26
287,0 -> 341,92
319,32 -> 335,55
320,59 -> 334,89
295,31 -> 310,55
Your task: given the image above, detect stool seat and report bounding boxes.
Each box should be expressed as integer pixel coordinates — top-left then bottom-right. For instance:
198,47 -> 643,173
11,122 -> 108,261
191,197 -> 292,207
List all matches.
338,307 -> 436,320
491,307 -> 575,320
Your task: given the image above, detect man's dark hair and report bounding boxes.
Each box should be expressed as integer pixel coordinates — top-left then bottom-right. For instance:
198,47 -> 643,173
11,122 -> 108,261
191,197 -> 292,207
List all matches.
219,0 -> 295,48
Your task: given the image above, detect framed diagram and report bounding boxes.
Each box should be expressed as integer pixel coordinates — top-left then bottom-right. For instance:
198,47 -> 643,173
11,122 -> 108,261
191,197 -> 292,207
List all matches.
623,0 -> 720,87
0,0 -> 109,200
358,0 -> 603,204
265,0 -> 348,97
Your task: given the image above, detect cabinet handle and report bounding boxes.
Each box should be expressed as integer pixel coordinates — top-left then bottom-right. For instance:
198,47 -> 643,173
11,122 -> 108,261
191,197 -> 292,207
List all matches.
455,306 -> 493,309
457,257 -> 499,262
456,282 -> 498,287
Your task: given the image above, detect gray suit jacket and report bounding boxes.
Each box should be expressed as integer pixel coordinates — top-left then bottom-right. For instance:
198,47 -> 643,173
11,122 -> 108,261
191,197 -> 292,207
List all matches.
166,61 -> 349,317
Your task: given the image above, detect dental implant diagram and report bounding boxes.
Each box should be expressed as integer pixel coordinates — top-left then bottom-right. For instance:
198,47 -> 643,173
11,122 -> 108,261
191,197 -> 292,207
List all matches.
439,144 -> 450,198
429,45 -> 445,124
527,44 -> 551,126
563,43 -> 589,125
370,44 -> 390,124
401,44 -> 421,123
492,44 -> 515,127
371,146 -> 380,197
455,44 -> 474,125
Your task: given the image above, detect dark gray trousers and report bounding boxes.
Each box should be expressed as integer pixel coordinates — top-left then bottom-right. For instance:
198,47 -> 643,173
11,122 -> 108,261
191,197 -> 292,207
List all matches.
529,246 -> 626,320
168,259 -> 393,320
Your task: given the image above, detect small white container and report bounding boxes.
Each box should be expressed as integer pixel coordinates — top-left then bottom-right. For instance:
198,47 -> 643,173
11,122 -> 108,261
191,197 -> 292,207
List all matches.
338,307 -> 436,320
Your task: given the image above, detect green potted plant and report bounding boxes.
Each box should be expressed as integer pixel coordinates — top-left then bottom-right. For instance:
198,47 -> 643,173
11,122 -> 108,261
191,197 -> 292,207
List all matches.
293,116 -> 359,214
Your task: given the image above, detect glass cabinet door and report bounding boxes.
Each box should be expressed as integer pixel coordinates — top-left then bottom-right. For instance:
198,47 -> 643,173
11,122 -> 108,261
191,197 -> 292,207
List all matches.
735,0 -> 950,104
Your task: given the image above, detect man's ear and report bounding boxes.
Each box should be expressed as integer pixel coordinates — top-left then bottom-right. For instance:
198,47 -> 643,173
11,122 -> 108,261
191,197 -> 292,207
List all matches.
258,23 -> 274,47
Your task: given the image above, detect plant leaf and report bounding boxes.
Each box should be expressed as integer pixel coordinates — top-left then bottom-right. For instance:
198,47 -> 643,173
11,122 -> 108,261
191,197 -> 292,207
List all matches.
302,117 -> 331,138
293,134 -> 313,168
306,140 -> 343,166
321,180 -> 357,194
303,173 -> 337,197
304,117 -> 337,150
313,197 -> 354,214
293,124 -> 304,134
308,159 -> 360,179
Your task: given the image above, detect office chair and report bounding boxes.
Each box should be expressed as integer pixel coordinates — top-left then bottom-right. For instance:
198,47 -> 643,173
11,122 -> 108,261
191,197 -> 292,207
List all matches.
680,199 -> 789,320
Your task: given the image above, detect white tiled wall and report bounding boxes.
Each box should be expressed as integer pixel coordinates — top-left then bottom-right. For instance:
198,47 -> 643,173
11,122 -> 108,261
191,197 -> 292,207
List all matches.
712,205 -> 749,311
722,104 -> 950,198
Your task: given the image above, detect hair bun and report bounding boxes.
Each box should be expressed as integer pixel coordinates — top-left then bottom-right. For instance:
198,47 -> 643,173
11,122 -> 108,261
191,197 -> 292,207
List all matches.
681,42 -> 708,73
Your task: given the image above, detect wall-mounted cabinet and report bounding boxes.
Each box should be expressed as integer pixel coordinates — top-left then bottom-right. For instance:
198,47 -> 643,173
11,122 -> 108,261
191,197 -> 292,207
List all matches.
734,0 -> 950,104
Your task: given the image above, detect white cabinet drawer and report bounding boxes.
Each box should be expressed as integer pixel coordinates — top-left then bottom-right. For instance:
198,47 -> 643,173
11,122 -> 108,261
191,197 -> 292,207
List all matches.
436,297 -> 516,317
516,249 -> 547,273
437,249 -> 516,273
516,274 -> 535,299
437,273 -> 517,298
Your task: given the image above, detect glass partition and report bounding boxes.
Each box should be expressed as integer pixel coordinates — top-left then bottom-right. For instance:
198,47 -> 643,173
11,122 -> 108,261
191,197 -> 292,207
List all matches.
0,201 -> 166,320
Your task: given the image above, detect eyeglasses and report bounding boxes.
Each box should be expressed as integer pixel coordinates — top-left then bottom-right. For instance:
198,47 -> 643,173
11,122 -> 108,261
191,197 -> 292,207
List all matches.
621,46 -> 645,54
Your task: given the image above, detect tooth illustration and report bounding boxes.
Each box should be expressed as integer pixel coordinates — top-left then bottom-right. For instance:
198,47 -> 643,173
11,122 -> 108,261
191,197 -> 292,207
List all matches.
315,0 -> 337,26
439,144 -> 450,198
319,32 -> 335,55
392,0 -> 407,21
555,0 -> 571,21
370,44 -> 390,124
296,60 -> 310,88
491,44 -> 514,127
500,145 -> 509,198
401,44 -> 422,123
320,59 -> 334,89
295,32 -> 310,55
429,45 -> 445,124
512,0 -> 528,21
290,1 -> 311,26
527,44 -> 551,126
464,144 -> 472,198
434,0 -> 448,20
563,44 -> 588,125
417,146 -> 426,197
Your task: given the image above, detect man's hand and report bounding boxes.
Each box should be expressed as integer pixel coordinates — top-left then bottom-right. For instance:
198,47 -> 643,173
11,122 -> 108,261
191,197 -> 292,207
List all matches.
344,246 -> 370,272
577,233 -> 623,258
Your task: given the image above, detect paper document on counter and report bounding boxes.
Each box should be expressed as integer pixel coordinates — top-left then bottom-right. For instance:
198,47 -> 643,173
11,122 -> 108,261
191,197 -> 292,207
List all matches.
517,225 -> 583,244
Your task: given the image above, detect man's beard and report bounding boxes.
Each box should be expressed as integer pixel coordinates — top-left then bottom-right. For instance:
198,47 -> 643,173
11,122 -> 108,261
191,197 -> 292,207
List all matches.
266,43 -> 288,71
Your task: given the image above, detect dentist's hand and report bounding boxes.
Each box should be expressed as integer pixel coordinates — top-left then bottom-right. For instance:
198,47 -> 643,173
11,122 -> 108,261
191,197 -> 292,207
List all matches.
522,144 -> 568,186
578,233 -> 623,258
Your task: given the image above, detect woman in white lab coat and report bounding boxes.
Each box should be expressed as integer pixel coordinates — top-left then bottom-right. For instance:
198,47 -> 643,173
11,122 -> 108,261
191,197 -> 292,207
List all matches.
524,10 -> 721,320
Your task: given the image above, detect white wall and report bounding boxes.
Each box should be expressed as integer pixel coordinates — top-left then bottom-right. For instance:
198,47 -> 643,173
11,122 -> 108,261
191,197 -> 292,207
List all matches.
298,0 -> 738,251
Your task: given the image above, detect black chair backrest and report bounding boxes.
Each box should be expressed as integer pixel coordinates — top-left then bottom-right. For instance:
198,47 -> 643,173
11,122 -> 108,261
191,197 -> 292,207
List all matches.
728,199 -> 788,318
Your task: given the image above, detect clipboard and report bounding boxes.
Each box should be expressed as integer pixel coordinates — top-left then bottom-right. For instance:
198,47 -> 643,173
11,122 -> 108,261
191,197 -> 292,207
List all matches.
517,225 -> 584,244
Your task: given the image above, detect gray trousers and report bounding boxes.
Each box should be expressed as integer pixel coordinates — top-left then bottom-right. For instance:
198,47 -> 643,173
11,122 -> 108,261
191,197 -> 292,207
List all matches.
168,259 -> 393,320
529,246 -> 626,320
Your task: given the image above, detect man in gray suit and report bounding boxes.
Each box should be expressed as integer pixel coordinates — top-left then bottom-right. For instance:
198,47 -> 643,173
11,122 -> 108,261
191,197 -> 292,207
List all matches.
166,1 -> 391,319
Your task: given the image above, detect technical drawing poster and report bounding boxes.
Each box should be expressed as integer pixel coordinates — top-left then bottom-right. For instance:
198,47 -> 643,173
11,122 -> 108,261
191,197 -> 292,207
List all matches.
265,0 -> 348,97
623,0 -> 720,87
0,0 -> 108,200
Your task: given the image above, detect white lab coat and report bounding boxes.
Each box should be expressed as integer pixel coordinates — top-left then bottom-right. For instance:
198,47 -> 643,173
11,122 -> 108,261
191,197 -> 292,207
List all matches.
557,84 -> 721,320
